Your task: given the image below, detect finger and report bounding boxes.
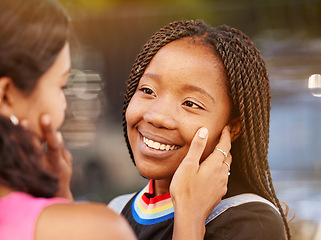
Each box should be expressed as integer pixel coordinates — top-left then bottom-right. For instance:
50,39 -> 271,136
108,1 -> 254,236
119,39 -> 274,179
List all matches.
200,126 -> 232,170
181,127 -> 208,167
40,114 -> 61,150
222,155 -> 232,173
210,126 -> 232,161
224,154 -> 232,167
63,148 -> 73,166
20,119 -> 30,129
215,126 -> 232,153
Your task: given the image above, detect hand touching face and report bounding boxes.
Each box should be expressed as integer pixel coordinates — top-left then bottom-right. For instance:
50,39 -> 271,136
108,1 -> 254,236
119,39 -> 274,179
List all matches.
126,38 -> 235,182
6,43 -> 70,138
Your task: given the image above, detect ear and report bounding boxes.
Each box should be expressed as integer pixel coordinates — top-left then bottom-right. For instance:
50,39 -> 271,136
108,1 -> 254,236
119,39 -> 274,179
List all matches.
228,116 -> 241,142
0,77 -> 15,116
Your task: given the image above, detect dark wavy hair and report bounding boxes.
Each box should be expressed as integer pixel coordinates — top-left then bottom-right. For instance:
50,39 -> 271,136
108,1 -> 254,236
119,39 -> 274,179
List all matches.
0,0 -> 69,93
0,115 -> 58,197
122,20 -> 290,239
0,0 -> 69,197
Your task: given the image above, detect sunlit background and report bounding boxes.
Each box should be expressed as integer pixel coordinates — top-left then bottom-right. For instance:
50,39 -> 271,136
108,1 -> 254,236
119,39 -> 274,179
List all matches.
58,0 -> 321,239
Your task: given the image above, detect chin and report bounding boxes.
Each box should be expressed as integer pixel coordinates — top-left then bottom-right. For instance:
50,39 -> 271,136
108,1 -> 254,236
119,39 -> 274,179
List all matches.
136,163 -> 175,181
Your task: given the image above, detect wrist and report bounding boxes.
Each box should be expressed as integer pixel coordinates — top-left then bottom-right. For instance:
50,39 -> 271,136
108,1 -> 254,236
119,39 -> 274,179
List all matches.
173,199 -> 207,223
173,205 -> 206,240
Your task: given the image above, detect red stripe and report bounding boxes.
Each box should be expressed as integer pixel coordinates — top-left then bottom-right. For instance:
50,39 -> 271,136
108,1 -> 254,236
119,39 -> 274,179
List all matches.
141,180 -> 171,205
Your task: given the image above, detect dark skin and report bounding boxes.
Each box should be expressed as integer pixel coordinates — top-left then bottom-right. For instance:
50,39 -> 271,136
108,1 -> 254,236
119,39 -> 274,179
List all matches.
35,114 -> 233,240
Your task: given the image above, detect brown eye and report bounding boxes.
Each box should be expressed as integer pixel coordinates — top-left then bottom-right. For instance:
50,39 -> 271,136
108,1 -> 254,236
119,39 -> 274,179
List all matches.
139,87 -> 156,96
183,100 -> 203,109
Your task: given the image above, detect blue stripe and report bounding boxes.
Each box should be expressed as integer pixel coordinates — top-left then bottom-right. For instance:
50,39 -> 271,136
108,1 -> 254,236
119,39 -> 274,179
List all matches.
132,194 -> 174,225
133,199 -> 174,219
132,204 -> 174,225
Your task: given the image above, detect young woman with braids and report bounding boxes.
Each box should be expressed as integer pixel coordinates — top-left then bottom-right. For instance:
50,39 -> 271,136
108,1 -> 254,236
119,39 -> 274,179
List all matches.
110,20 -> 291,239
0,0 -> 232,239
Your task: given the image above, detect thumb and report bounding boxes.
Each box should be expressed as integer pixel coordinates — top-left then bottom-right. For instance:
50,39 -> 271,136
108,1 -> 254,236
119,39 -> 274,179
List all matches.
181,127 -> 208,167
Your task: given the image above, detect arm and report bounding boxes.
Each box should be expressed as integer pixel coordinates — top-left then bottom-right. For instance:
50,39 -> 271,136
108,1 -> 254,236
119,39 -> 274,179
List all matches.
35,202 -> 137,240
170,126 -> 232,240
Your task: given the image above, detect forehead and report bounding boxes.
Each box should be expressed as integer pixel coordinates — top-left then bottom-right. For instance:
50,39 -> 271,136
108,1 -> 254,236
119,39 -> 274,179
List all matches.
152,38 -> 224,69
144,38 -> 227,87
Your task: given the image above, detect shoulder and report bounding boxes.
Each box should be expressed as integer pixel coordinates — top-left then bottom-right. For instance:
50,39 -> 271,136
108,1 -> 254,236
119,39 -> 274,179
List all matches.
35,202 -> 136,240
205,200 -> 286,240
108,192 -> 136,214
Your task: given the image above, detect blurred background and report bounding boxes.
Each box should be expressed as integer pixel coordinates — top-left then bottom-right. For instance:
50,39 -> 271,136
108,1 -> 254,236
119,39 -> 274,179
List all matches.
58,0 -> 321,239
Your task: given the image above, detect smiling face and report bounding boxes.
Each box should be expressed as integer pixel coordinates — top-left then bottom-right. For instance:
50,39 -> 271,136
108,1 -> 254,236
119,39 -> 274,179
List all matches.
126,38 -> 234,187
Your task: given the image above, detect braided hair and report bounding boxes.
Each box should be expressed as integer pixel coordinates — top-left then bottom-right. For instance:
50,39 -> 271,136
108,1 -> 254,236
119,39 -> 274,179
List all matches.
122,20 -> 290,239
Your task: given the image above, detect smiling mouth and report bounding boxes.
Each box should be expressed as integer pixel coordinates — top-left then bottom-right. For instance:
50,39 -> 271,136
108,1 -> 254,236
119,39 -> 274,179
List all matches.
143,136 -> 181,151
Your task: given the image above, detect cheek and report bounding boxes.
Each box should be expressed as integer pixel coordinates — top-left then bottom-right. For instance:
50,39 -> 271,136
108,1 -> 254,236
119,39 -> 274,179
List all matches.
200,120 -> 229,161
125,99 -> 140,146
207,131 -> 221,151
29,114 -> 44,140
125,102 -> 135,127
126,96 -> 143,126
60,91 -> 67,110
185,120 -> 225,162
24,99 -> 44,138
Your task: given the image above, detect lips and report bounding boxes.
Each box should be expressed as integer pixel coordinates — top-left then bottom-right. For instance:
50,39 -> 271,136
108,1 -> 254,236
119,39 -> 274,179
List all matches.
143,136 -> 181,151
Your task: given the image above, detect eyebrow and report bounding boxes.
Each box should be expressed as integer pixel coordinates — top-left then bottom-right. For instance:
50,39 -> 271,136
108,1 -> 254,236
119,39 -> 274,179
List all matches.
142,73 -> 215,103
183,84 -> 215,103
141,73 -> 160,81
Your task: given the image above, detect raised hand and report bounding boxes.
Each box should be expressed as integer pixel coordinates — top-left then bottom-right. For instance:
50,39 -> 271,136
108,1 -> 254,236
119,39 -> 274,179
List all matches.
39,114 -> 73,201
170,126 -> 232,240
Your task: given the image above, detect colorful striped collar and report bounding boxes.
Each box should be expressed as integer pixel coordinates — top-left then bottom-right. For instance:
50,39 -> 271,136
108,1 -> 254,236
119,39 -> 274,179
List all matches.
132,179 -> 174,225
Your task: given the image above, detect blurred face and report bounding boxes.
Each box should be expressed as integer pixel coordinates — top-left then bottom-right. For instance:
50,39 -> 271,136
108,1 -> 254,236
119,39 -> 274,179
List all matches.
126,38 -> 233,183
10,43 -> 70,137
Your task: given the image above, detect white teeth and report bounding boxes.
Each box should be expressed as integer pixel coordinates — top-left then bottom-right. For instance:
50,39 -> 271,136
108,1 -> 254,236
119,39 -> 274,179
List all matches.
143,137 -> 179,151
148,139 -> 154,146
153,142 -> 160,149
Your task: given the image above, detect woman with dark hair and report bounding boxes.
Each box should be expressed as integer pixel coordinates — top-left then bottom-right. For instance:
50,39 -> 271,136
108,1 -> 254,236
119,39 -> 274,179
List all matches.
0,0 -> 73,200
0,1 -> 233,239
0,0 -> 137,239
110,20 -> 291,239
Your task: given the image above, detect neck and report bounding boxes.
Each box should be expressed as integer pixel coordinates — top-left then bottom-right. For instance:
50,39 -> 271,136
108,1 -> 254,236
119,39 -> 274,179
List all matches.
0,184 -> 14,198
154,179 -> 171,196
224,171 -> 251,199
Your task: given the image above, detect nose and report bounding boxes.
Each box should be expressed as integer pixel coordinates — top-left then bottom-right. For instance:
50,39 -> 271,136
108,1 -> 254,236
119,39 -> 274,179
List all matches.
143,98 -> 177,129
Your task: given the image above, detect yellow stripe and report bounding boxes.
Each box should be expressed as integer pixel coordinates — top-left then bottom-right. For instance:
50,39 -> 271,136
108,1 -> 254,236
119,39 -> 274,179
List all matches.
137,200 -> 173,214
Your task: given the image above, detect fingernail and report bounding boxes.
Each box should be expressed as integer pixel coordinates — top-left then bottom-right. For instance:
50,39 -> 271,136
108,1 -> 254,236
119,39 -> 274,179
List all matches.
20,120 -> 29,128
198,127 -> 208,139
42,114 -> 51,125
57,132 -> 63,143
